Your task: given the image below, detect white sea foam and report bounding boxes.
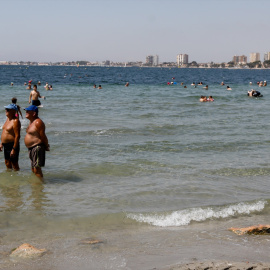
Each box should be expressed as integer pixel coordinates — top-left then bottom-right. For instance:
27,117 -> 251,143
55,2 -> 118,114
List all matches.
127,200 -> 267,227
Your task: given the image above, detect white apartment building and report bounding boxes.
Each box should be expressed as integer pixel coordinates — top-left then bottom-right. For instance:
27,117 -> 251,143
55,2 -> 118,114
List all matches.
153,55 -> 159,66
250,53 -> 260,63
177,54 -> 189,66
264,52 -> 270,61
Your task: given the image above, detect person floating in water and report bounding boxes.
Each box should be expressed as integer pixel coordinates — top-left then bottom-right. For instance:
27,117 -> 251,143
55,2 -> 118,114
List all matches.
98,85 -> 102,89
203,85 -> 208,90
227,86 -> 232,90
11,97 -> 23,119
29,85 -> 45,107
125,82 -> 129,87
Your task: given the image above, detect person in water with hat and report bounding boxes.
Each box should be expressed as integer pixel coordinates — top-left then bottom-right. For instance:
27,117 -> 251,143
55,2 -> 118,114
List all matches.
0,104 -> 21,170
24,105 -> 50,178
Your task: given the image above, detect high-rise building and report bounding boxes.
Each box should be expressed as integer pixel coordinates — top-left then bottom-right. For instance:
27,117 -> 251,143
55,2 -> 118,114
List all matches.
146,55 -> 159,66
146,55 -> 154,66
153,55 -> 159,66
233,55 -> 247,65
177,54 -> 189,66
250,53 -> 260,63
264,52 -> 270,61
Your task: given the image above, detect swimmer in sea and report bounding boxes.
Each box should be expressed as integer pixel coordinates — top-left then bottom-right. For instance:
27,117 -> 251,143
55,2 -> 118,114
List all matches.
227,86 -> 232,90
207,96 -> 214,102
98,85 -> 102,89
44,82 -> 49,90
29,85 -> 45,107
11,97 -> 23,119
200,96 -> 207,102
203,85 -> 208,90
221,82 -> 225,86
125,82 -> 129,87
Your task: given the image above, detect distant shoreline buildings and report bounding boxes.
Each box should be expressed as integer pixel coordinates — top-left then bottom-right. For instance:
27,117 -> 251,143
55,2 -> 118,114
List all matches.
1,51 -> 270,68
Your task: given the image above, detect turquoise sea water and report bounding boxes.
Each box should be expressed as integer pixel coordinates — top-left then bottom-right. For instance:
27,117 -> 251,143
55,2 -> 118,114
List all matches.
0,66 -> 269,269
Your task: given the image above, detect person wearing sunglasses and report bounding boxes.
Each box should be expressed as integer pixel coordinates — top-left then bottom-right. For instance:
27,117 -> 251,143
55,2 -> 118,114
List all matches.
0,104 -> 21,171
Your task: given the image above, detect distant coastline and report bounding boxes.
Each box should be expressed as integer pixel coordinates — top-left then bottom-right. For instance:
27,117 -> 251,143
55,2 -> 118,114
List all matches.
0,61 -> 270,69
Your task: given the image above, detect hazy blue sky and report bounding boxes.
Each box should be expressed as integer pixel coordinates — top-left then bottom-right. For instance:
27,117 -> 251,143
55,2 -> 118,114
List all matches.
1,0 -> 269,63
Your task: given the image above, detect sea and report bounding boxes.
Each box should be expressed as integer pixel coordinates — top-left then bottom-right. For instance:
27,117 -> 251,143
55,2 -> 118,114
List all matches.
0,66 -> 269,270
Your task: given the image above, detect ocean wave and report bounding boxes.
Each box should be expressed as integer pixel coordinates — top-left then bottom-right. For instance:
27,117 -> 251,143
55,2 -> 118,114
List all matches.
127,200 -> 267,227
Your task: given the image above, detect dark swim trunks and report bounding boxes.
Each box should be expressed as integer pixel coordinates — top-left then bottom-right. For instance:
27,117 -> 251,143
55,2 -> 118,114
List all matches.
2,142 -> 20,163
32,100 -> 41,106
28,144 -> 46,168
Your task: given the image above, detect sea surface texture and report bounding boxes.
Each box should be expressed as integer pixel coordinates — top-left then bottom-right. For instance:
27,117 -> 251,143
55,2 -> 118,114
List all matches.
0,66 -> 269,270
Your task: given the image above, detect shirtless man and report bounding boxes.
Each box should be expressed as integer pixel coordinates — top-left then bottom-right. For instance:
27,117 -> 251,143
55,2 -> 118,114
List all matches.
24,105 -> 50,178
0,104 -> 21,170
29,85 -> 45,107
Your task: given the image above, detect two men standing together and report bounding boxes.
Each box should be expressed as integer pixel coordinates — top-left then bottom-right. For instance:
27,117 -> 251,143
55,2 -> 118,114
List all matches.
0,104 -> 50,178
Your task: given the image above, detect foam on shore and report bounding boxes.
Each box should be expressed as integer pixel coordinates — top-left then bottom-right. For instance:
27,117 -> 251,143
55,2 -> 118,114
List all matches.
127,200 -> 267,227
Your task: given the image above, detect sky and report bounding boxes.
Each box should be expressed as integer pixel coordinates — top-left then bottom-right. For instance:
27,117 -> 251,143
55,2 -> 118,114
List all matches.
1,0 -> 270,63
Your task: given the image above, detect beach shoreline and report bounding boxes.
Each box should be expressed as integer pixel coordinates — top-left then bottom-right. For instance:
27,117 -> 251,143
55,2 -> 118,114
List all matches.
162,261 -> 270,270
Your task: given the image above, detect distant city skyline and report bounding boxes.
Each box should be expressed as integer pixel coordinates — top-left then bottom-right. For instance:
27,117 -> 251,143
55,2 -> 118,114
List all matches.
1,0 -> 270,63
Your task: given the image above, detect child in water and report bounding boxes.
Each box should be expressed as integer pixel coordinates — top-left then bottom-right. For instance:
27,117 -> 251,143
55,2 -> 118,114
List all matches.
11,97 -> 23,119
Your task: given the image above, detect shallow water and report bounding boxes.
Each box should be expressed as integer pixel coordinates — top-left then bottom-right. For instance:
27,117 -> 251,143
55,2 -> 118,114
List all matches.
0,66 -> 269,269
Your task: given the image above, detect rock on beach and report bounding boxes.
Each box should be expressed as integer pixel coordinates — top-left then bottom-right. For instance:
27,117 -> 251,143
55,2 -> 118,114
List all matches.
229,224 -> 270,235
10,243 -> 47,258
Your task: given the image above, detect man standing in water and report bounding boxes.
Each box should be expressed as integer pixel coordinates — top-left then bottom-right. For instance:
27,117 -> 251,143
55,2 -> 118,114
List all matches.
29,85 -> 45,106
24,105 -> 50,178
0,104 -> 21,170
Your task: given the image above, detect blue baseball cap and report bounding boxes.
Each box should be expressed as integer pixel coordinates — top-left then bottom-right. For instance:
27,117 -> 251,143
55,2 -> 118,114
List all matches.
4,104 -> 18,111
24,105 -> 38,113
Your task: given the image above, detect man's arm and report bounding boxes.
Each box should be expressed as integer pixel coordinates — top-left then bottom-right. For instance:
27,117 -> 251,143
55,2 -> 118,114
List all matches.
10,119 -> 21,157
29,92 -> 32,104
35,119 -> 50,151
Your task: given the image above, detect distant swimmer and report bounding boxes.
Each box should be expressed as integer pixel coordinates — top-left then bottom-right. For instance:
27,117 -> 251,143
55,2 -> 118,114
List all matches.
249,82 -> 252,85
38,81 -> 41,86
221,82 -> 225,85
29,85 -> 45,107
26,83 -> 32,90
98,85 -> 102,89
191,82 -> 196,86
125,82 -> 129,87
200,96 -> 207,102
11,97 -> 23,119
264,81 -> 267,86
198,82 -> 203,85
11,82 -> 14,86
203,85 -> 208,90
248,89 -> 263,97
44,82 -> 50,90
207,96 -> 214,102
227,86 -> 232,90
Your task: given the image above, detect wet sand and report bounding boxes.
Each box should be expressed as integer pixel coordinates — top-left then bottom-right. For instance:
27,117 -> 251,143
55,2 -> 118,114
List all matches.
163,261 -> 270,270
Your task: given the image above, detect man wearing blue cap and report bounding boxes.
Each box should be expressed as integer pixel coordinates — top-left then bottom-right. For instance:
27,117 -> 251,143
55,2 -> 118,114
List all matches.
0,104 -> 21,170
24,105 -> 50,178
